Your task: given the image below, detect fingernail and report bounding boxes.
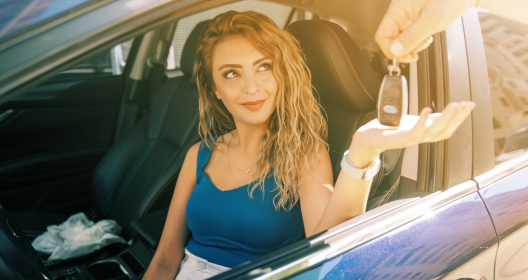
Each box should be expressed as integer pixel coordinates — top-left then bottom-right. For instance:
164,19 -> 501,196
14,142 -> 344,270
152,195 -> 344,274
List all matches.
390,40 -> 404,56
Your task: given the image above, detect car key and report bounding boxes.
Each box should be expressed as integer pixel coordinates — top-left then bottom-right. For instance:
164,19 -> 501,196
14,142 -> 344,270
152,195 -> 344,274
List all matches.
377,58 -> 408,126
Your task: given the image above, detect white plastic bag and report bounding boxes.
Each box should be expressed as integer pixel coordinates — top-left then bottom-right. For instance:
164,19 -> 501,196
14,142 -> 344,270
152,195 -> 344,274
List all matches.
32,212 -> 126,260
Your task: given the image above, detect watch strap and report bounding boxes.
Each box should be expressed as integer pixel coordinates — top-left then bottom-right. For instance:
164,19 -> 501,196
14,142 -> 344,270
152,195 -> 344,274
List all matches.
340,150 -> 381,181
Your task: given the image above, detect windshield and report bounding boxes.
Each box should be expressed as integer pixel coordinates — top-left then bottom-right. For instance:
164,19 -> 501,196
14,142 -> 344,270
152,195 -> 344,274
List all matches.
0,0 -> 97,43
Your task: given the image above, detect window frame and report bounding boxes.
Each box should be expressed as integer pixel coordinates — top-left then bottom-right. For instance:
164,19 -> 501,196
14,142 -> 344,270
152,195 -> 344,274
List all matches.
461,10 -> 495,178
214,15 -> 480,280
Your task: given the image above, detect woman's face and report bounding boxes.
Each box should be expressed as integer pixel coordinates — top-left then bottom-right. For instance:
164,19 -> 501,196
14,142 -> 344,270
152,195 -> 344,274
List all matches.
211,35 -> 278,127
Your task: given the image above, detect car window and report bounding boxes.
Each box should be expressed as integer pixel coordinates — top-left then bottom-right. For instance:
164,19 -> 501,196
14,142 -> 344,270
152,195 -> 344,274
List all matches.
0,0 -> 97,44
59,39 -> 134,78
478,13 -> 528,164
167,0 -> 312,71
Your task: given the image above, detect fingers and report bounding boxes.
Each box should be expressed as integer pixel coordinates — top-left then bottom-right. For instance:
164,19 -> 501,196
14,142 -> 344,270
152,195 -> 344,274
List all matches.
389,37 -> 432,63
407,107 -> 432,144
375,10 -> 403,60
432,102 -> 475,140
422,102 -> 475,142
413,36 -> 434,54
375,0 -> 438,60
390,14 -> 439,59
421,103 -> 462,141
375,0 -> 474,60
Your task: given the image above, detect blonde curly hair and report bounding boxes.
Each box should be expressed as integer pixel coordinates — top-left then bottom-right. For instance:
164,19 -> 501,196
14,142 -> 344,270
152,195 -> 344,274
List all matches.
194,10 -> 328,210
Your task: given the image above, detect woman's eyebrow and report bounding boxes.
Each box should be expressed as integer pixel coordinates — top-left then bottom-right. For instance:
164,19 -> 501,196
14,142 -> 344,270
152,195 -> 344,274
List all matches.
217,57 -> 270,71
252,57 -> 269,65
218,64 -> 241,71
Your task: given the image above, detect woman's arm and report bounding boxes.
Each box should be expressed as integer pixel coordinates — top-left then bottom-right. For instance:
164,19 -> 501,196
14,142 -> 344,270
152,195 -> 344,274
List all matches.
300,102 -> 475,237
143,142 -> 200,280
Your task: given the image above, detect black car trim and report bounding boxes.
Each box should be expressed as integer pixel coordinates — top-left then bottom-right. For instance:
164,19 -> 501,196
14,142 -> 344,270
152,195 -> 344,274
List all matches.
443,18 -> 474,189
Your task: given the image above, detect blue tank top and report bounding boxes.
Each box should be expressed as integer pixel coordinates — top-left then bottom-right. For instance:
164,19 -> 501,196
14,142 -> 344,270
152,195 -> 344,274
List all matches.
185,142 -> 305,268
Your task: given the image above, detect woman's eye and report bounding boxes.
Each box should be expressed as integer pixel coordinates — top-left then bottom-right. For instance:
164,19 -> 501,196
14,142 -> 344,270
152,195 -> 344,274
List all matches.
258,62 -> 272,72
223,70 -> 239,79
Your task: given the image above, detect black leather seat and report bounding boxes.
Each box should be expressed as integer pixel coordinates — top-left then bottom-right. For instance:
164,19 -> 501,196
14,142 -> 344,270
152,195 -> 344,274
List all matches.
12,20 -> 211,241
288,20 -> 404,209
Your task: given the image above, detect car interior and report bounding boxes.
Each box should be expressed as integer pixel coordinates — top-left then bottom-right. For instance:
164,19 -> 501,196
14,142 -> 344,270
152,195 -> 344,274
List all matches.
0,0 -> 436,279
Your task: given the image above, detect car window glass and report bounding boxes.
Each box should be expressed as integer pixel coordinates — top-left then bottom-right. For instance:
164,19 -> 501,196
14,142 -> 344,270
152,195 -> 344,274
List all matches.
479,13 -> 528,164
59,39 -> 134,77
0,0 -> 96,44
167,0 -> 310,71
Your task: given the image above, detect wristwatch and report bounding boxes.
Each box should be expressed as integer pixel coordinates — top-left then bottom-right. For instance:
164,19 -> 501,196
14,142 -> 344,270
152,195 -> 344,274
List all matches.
340,150 -> 381,181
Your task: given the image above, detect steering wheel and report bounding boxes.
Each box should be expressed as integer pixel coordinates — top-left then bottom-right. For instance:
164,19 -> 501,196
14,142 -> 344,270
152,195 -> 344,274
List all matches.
0,204 -> 51,279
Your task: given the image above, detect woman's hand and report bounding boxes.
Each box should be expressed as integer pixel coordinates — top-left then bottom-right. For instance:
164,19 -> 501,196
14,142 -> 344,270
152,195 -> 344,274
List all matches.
348,102 -> 475,168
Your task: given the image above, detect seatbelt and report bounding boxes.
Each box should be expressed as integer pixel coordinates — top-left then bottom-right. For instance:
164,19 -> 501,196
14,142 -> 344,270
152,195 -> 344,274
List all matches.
141,22 -> 177,118
143,56 -> 167,120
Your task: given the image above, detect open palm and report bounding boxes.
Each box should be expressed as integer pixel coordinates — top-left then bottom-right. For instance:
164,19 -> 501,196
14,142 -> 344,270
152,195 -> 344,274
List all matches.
353,102 -> 475,158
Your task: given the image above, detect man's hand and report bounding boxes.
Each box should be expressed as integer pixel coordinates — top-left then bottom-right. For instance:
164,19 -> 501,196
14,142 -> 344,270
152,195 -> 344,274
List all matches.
375,0 -> 477,62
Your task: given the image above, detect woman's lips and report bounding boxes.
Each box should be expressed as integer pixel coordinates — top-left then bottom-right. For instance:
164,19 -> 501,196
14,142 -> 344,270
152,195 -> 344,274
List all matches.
241,99 -> 265,110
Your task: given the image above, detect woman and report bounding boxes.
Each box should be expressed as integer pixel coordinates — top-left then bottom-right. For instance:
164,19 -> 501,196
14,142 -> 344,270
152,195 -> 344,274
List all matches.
144,11 -> 474,279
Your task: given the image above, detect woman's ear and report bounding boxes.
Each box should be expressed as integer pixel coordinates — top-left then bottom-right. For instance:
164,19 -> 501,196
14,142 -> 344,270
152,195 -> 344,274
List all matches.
212,85 -> 221,100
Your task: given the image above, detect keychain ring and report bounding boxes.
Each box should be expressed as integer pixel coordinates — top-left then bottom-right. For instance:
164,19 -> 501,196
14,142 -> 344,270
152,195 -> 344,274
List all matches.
388,58 -> 401,76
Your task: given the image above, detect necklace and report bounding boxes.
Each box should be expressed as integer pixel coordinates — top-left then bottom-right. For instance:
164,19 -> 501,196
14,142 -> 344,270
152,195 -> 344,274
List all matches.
226,134 -> 255,189
227,135 -> 254,174
227,153 -> 253,188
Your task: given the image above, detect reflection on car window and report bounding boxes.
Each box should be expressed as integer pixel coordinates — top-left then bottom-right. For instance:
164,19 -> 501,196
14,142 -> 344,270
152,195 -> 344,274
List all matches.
167,0 -> 313,70
61,39 -> 133,76
479,13 -> 528,164
0,0 -> 96,43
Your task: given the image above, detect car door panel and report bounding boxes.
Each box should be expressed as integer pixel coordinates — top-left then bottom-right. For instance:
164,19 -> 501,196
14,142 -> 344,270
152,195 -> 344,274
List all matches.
225,182 -> 497,280
476,155 -> 528,280
287,189 -> 497,279
0,75 -> 123,212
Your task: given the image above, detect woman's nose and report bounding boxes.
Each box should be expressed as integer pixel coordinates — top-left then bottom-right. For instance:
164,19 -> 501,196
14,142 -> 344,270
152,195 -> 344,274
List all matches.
243,75 -> 260,95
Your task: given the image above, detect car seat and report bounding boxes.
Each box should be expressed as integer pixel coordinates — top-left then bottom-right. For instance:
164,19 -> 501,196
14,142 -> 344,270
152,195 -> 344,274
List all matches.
288,20 -> 404,209
12,20 -> 211,242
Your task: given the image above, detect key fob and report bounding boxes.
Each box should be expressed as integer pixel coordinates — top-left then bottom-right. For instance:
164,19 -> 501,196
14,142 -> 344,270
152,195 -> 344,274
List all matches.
377,63 -> 408,127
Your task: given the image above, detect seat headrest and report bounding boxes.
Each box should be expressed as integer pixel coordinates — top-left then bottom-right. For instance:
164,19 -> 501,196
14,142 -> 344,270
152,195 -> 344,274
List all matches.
180,20 -> 211,76
288,20 -> 380,111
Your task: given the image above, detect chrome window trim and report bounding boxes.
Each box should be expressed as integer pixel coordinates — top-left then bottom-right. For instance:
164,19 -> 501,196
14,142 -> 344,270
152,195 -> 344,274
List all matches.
474,152 -> 528,189
253,181 -> 477,279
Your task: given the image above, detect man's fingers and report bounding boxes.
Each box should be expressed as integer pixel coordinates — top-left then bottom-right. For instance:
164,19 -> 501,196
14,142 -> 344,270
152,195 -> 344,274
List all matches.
391,14 -> 438,57
375,12 -> 403,59
411,36 -> 434,55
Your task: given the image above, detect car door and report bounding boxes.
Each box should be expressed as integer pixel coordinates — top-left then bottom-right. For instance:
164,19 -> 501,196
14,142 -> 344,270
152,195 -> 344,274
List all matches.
211,15 -> 499,280
0,0 -> 152,214
469,10 -> 528,280
0,41 -> 135,213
